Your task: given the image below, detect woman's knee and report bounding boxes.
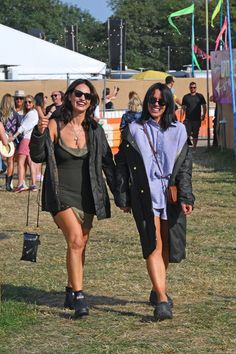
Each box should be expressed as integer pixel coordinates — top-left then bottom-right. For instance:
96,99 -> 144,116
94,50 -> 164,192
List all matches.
67,233 -> 87,252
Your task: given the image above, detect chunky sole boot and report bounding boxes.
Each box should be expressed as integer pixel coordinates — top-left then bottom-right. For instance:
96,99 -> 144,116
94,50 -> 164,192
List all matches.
154,302 -> 173,322
149,290 -> 173,308
5,175 -> 13,192
74,291 -> 89,318
64,287 -> 74,310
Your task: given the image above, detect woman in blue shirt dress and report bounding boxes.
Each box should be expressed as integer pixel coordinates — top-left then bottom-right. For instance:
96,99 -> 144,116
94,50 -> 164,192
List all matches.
115,83 -> 194,321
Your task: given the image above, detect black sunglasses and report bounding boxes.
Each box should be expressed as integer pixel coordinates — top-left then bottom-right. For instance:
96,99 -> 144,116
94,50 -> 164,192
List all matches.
73,90 -> 93,101
15,97 -> 24,100
51,94 -> 58,98
25,100 -> 32,104
190,86 -> 197,89
149,96 -> 166,106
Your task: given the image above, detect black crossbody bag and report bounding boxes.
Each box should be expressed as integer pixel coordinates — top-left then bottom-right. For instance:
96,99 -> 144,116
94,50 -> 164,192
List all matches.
21,173 -> 42,262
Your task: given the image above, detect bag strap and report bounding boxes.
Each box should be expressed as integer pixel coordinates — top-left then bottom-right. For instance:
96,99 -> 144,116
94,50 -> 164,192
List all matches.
143,124 -> 163,177
26,164 -> 42,228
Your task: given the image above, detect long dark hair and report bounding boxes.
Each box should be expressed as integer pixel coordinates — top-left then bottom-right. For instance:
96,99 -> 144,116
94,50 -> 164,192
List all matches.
34,92 -> 44,109
140,82 -> 176,130
61,79 -> 99,129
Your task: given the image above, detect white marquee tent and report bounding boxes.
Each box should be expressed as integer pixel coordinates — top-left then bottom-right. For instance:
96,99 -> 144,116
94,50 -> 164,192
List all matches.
0,24 -> 106,80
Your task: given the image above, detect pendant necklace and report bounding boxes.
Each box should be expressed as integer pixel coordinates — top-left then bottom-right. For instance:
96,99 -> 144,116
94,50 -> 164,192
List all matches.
70,123 -> 83,145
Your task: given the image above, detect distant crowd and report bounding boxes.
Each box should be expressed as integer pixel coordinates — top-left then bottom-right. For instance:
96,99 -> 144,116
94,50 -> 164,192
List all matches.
0,76 -> 209,193
0,89 -> 65,192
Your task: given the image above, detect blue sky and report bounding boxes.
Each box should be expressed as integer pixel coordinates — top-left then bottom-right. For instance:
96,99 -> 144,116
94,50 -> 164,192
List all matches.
62,0 -> 113,22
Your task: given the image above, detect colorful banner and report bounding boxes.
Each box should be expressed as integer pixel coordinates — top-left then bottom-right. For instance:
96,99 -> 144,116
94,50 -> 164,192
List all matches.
194,44 -> 211,60
211,0 -> 223,28
211,49 -> 236,104
215,16 -> 228,51
168,4 -> 194,35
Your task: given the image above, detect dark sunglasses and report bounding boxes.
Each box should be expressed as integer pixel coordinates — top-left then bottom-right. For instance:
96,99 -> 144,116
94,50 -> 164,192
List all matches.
73,90 -> 92,100
190,86 -> 196,89
51,94 -> 58,98
149,96 -> 166,106
25,100 -> 32,104
15,97 -> 24,100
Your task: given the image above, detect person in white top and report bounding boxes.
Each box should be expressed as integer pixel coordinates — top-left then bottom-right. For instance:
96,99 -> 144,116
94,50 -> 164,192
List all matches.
10,95 -> 39,192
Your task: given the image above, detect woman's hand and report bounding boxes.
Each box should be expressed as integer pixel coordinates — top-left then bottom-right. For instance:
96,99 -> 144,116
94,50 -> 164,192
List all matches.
120,207 -> 131,213
8,136 -> 14,142
181,203 -> 193,215
46,105 -> 56,118
38,116 -> 49,135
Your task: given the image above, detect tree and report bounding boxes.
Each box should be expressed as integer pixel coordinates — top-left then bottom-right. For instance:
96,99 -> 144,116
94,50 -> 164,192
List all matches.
107,0 -> 236,70
0,0 -> 107,62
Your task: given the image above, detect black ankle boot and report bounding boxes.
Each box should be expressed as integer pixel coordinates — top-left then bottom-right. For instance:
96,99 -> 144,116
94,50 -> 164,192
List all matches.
149,290 -> 173,308
74,290 -> 89,318
5,175 -> 13,192
64,286 -> 74,310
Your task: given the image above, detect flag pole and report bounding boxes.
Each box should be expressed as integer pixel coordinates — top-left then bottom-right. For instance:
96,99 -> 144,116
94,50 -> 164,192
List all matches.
191,2 -> 195,77
205,0 -> 210,148
226,0 -> 236,155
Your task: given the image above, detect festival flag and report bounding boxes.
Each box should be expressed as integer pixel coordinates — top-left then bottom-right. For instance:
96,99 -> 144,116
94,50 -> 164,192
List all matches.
211,0 -> 224,28
194,44 -> 211,60
192,52 -> 201,71
168,4 -> 194,35
215,16 -> 228,50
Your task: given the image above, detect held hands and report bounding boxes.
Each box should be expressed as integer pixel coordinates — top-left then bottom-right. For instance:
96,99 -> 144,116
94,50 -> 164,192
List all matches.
181,203 -> 193,215
120,207 -> 131,213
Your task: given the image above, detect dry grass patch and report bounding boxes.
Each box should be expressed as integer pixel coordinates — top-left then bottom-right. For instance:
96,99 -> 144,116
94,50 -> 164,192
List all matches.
0,147 -> 235,353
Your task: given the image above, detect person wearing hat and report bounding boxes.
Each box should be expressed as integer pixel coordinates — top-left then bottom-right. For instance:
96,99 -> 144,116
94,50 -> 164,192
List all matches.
14,90 -> 25,123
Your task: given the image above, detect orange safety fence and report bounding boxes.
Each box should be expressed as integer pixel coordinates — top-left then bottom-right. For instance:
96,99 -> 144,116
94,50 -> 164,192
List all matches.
175,108 -> 214,139
100,108 -> 214,155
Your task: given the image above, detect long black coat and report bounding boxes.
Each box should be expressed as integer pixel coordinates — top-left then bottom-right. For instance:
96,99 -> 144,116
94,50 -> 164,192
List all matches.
115,127 -> 195,262
29,121 -> 116,220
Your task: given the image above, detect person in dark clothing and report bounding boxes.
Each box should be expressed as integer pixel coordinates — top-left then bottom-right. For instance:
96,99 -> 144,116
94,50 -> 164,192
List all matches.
46,90 -> 64,119
115,83 -> 194,322
30,79 -> 116,319
120,91 -> 142,130
182,82 -> 206,149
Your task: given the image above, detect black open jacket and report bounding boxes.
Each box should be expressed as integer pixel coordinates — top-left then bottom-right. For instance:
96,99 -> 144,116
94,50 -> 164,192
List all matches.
29,121 -> 116,220
114,126 -> 195,261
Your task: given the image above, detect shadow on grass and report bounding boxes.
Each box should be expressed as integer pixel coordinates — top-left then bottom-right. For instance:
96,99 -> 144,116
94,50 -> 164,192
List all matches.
1,283 -> 147,310
0,233 -> 10,240
92,305 -> 154,322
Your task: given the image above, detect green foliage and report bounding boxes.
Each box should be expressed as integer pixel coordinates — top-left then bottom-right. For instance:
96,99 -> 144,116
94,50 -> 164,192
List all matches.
108,0 -> 236,70
0,0 -> 107,62
0,0 -> 236,71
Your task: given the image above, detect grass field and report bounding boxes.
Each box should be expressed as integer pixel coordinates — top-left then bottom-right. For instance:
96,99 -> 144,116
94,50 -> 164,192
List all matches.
0,147 -> 235,354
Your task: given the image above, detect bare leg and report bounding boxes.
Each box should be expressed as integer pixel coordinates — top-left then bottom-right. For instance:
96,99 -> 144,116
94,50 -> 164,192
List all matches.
161,220 -> 169,270
17,154 -> 26,186
66,230 -> 89,288
27,155 -> 37,185
54,209 -> 90,291
6,156 -> 14,176
146,216 -> 167,303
